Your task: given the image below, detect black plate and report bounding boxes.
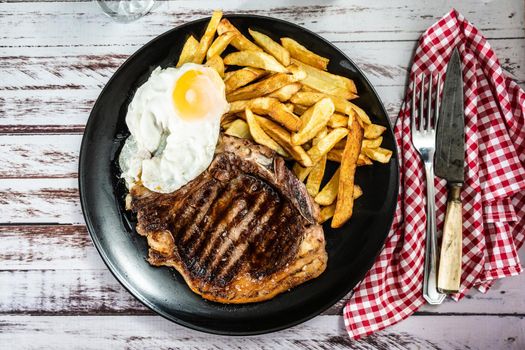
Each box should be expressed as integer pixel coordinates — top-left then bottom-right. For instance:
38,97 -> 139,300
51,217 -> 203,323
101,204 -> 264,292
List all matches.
79,14 -> 398,335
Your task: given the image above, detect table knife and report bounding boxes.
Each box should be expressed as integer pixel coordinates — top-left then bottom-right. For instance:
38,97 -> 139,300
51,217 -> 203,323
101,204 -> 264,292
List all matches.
435,48 -> 465,293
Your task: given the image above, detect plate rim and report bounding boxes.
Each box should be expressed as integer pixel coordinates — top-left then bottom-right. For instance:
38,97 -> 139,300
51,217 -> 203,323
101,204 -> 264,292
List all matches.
79,13 -> 399,336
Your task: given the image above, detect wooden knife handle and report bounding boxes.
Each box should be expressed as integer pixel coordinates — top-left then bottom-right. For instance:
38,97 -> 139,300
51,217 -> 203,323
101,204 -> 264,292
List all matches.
437,184 -> 463,293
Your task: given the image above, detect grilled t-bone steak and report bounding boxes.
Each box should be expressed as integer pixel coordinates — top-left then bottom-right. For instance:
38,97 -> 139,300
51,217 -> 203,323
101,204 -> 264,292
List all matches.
129,135 -> 327,303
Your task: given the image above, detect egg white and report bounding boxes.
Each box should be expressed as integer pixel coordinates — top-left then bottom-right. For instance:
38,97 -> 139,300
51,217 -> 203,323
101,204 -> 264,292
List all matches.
119,64 -> 229,193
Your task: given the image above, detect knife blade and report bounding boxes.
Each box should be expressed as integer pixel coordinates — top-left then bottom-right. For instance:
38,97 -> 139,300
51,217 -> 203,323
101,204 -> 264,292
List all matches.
435,48 -> 464,182
435,47 -> 464,293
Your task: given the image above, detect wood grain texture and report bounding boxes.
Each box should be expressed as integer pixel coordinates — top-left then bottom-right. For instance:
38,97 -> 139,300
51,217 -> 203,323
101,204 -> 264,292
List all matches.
0,179 -> 82,224
0,315 -> 523,350
1,225 -> 524,316
1,1 -> 524,348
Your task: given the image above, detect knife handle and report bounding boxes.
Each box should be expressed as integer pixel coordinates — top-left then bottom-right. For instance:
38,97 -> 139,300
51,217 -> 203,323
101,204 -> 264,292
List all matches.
438,184 -> 462,293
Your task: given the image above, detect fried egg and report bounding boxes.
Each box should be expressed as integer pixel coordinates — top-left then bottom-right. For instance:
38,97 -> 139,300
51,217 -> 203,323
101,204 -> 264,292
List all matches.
119,63 -> 229,193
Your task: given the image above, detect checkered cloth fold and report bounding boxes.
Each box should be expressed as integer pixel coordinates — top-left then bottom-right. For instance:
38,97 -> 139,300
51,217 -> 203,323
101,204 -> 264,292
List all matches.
344,9 -> 525,339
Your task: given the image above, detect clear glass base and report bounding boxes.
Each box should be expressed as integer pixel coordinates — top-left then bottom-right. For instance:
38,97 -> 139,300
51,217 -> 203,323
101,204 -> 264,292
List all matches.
97,0 -> 156,23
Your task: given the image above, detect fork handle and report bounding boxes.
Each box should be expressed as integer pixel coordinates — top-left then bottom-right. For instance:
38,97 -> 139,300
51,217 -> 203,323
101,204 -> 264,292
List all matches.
422,163 -> 445,304
438,184 -> 463,293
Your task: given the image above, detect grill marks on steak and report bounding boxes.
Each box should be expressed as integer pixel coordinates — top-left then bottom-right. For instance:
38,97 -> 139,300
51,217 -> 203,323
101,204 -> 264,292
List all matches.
130,135 -> 327,303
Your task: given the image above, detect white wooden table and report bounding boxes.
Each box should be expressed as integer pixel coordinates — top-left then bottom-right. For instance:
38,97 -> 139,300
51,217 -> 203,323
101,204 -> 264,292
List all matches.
1,1 -> 524,348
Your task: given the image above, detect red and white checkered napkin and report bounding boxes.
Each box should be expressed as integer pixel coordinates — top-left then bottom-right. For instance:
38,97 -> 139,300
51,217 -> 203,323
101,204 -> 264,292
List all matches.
343,9 -> 525,339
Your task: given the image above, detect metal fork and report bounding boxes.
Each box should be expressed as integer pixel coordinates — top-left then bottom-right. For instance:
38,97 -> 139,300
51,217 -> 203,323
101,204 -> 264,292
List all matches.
411,73 -> 446,305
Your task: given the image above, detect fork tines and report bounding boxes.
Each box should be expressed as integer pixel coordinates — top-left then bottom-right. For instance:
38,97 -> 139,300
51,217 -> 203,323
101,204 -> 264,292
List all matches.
411,73 -> 442,133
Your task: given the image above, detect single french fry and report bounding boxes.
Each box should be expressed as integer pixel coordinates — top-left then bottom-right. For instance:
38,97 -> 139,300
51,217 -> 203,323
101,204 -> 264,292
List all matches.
284,102 -> 295,113
228,99 -> 252,114
291,97 -> 334,145
362,136 -> 383,149
327,113 -> 349,128
319,204 -> 336,224
307,128 -> 349,165
249,97 -> 302,132
176,35 -> 199,67
357,153 -> 373,166
268,83 -> 302,102
221,113 -> 239,128
193,10 -> 223,64
315,168 -> 340,206
364,124 -> 387,139
327,148 -> 343,162
362,147 -> 393,163
306,155 -> 326,197
224,119 -> 252,139
257,116 -> 312,167
293,162 -> 313,182
205,55 -> 225,77
291,59 -> 357,98
227,68 -> 305,102
249,29 -> 290,66
332,121 -> 363,228
217,18 -> 262,52
245,108 -> 289,157
207,31 -> 237,60
293,104 -> 309,115
281,37 -> 329,70
354,185 -> 363,199
290,92 -> 359,116
224,67 -> 266,93
224,51 -> 287,73
350,102 -> 372,125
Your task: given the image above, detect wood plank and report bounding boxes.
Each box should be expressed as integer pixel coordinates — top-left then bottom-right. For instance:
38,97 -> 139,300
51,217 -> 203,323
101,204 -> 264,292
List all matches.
0,178 -> 83,224
0,0 -> 522,48
0,135 -> 80,178
1,40 -> 522,93
0,315 -> 523,349
1,227 -> 523,315
0,85 -> 401,132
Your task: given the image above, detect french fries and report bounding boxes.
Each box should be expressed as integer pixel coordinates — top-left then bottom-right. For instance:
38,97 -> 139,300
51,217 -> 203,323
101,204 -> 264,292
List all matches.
357,153 -> 373,166
291,59 -> 357,99
249,29 -> 291,66
193,10 -> 223,64
332,121 -> 363,228
249,97 -> 302,132
362,147 -> 393,163
205,55 -> 225,77
362,136 -> 383,149
291,97 -> 334,145
306,155 -> 326,197
319,204 -> 336,224
226,69 -> 304,102
245,108 -> 289,157
307,128 -> 349,164
268,83 -> 302,102
177,35 -> 199,67
281,37 -> 329,70
228,99 -> 252,114
290,92 -> 359,116
327,113 -> 349,128
327,148 -> 342,162
224,67 -> 266,93
318,185 -> 362,223
257,117 -> 312,167
225,119 -> 251,139
224,51 -> 288,73
364,124 -> 387,139
315,168 -> 340,206
217,18 -> 262,52
173,12 -> 394,229
207,31 -> 237,59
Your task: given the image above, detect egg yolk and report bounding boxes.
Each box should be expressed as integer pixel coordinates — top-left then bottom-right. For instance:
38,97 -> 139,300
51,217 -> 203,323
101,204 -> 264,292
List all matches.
172,69 -> 213,120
